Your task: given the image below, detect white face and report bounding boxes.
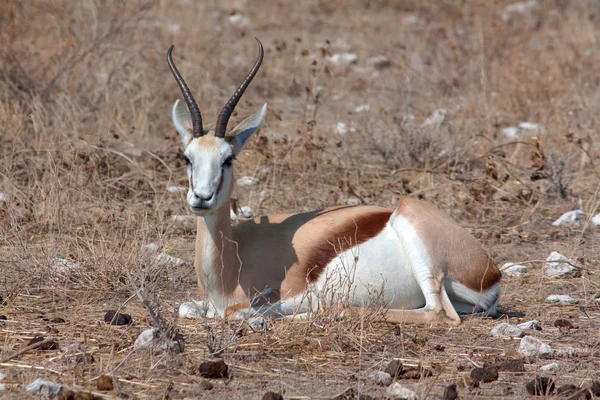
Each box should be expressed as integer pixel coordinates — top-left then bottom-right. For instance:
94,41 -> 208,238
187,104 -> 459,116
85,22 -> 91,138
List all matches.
183,135 -> 235,215
172,100 -> 267,216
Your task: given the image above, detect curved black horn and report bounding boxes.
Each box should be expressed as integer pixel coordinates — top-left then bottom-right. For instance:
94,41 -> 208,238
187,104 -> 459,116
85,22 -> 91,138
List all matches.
167,45 -> 203,137
214,38 -> 264,138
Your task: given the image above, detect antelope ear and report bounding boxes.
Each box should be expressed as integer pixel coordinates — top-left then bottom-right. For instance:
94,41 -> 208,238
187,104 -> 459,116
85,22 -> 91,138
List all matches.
228,103 -> 267,155
172,99 -> 193,146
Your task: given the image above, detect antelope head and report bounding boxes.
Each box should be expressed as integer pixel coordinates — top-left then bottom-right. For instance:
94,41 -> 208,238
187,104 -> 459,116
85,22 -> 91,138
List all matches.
168,39 -> 267,216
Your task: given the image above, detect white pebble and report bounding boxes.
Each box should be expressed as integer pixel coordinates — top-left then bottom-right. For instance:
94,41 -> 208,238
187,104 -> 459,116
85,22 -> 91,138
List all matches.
501,263 -> 528,278
387,382 -> 419,400
368,371 -> 393,386
490,322 -> 524,338
551,210 -> 584,227
421,108 -> 447,127
167,24 -> 181,34
500,0 -> 539,21
591,213 -> 600,226
540,362 -> 559,371
0,193 -> 10,205
555,346 -> 575,357
335,122 -> 349,135
144,199 -> 152,206
0,372 -> 5,392
239,206 -> 255,218
402,15 -> 420,25
519,121 -> 544,133
26,378 -> 63,398
167,186 -> 187,193
134,328 -> 161,350
179,301 -> 214,319
544,251 -> 582,278
154,253 -> 188,268
502,127 -> 521,139
143,243 -> 161,254
228,12 -> 249,26
354,104 -> 370,113
517,320 -> 541,330
545,294 -> 579,305
326,53 -> 359,67
518,335 -> 552,358
236,176 -> 260,187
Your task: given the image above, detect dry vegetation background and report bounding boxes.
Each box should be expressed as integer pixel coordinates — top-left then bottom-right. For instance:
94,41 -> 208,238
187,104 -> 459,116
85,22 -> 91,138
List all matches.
1,0 -> 600,399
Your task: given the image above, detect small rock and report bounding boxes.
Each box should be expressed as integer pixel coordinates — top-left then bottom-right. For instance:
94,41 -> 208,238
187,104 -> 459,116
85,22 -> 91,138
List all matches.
552,210 -> 585,227
554,318 -> 574,331
519,122 -> 544,133
490,322 -> 524,338
199,359 -> 229,379
517,320 -> 541,330
421,108 -> 447,127
385,360 -> 403,378
368,371 -> 393,386
134,328 -> 161,350
26,378 -> 63,398
354,104 -> 370,113
28,336 -> 59,350
200,380 -> 214,390
335,122 -> 349,135
239,206 -> 255,218
501,263 -> 528,278
103,310 -> 133,326
262,392 -> 284,400
470,366 -> 499,383
591,213 -> 600,227
0,372 -> 5,392
144,199 -> 152,207
497,359 -> 525,372
544,252 -> 582,278
51,257 -> 82,274
0,193 -> 9,206
326,53 -> 359,67
228,12 -> 249,27
518,335 -> 552,358
525,376 -> 555,396
143,243 -> 161,254
555,346 -> 576,357
442,384 -> 458,400
171,215 -> 196,227
366,55 -> 391,70
154,252 -> 188,268
236,176 -> 260,187
500,0 -> 539,22
502,127 -> 521,139
247,316 -> 271,330
166,186 -> 187,193
96,375 -> 114,391
387,382 -> 418,400
179,301 -> 210,319
545,294 -> 579,305
540,362 -> 559,372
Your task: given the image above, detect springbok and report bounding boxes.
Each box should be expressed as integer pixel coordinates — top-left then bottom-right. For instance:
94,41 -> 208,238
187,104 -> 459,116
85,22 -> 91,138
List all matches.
168,39 -> 501,325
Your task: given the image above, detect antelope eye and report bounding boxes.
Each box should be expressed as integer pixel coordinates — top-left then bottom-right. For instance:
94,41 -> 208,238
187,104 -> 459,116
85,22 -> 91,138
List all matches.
223,155 -> 235,167
183,155 -> 191,166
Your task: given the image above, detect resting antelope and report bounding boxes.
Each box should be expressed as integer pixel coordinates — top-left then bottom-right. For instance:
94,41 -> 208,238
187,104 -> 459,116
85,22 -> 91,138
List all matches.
168,39 -> 501,325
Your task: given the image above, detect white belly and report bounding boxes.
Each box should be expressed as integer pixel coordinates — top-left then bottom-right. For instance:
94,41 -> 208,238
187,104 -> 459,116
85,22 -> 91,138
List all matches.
315,223 -> 425,310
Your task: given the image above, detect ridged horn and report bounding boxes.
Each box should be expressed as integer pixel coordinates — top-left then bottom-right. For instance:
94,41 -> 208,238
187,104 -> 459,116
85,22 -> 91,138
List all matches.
167,45 -> 204,137
214,38 -> 264,138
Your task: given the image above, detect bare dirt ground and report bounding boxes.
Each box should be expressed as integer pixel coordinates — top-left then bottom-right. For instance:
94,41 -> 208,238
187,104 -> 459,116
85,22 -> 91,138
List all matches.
1,1 -> 599,399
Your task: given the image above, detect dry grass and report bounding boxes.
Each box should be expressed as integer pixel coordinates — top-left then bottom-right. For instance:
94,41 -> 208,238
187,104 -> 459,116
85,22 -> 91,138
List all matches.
1,0 -> 599,398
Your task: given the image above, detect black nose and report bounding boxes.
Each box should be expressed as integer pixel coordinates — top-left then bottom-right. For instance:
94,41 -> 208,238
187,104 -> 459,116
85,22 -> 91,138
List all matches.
193,192 -> 213,202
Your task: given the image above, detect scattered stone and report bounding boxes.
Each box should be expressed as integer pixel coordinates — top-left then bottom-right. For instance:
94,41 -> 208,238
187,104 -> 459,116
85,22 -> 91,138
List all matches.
247,316 -> 271,331
96,375 -> 114,391
555,346 -> 576,357
237,176 -> 260,187
519,122 -> 544,133
525,376 -> 555,396
517,320 -> 541,330
545,294 -> 579,305
103,310 -> 133,326
552,210 -> 585,227
335,122 -> 349,135
366,55 -> 391,70
166,185 -> 187,193
442,384 -> 458,400
385,360 -> 403,379
490,322 -> 524,338
502,127 -> 521,140
387,382 -> 418,400
0,193 -> 9,207
228,12 -> 249,27
497,359 -> 525,372
540,362 -> 559,372
501,263 -> 528,278
470,366 -> 499,384
134,328 -> 160,350
0,372 -> 5,392
592,213 -> 600,227
326,53 -> 359,67
143,243 -> 161,254
368,371 -> 393,386
154,252 -> 188,268
51,257 -> 82,274
500,0 -> 539,22
144,199 -> 152,207
26,378 -> 63,398
199,380 -> 214,390
354,104 -> 370,113
262,392 -> 284,400
421,108 -> 447,127
554,318 -> 574,331
239,206 -> 256,218
544,252 -> 582,278
179,301 -> 210,319
28,336 -> 59,350
199,359 -> 229,379
518,336 -> 552,358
